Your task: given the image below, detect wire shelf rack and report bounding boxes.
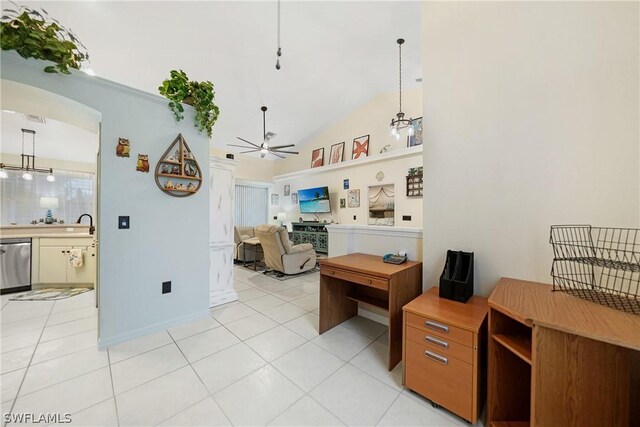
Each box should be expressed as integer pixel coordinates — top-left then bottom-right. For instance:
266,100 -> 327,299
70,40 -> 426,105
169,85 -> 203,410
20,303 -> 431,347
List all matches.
550,225 -> 640,315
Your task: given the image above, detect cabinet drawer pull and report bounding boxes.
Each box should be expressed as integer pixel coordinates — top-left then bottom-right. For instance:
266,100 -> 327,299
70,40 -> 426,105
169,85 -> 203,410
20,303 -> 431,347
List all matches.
425,350 -> 448,365
331,271 -> 335,275
425,320 -> 449,333
425,335 -> 449,349
367,279 -> 372,284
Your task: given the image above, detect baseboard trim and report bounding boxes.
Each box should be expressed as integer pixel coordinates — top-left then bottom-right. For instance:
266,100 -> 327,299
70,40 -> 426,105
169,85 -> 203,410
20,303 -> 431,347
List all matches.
97,309 -> 210,349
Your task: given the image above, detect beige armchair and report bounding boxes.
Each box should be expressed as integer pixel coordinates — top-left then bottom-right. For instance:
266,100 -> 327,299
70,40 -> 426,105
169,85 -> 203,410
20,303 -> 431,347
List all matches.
234,226 -> 263,262
254,224 -> 316,275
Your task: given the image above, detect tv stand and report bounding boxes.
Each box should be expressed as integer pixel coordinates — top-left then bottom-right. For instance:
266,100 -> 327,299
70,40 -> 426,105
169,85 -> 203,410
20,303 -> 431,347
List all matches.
291,222 -> 328,254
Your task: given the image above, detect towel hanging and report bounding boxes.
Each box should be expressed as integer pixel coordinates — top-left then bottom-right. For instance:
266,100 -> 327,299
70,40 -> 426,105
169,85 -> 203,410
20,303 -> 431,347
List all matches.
69,248 -> 83,268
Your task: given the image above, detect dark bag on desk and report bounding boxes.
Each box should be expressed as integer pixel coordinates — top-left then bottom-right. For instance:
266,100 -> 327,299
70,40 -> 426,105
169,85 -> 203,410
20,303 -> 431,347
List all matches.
439,250 -> 474,303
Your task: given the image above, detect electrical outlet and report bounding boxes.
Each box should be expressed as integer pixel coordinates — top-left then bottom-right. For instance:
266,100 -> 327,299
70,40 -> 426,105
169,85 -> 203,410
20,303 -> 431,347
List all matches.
353,215 -> 356,220
162,281 -> 171,294
402,215 -> 411,221
273,216 -> 277,220
118,216 -> 130,229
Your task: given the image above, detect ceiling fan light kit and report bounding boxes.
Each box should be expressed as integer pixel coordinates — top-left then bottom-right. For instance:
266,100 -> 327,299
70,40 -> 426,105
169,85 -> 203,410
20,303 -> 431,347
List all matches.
389,38 -> 415,141
230,106 -> 299,159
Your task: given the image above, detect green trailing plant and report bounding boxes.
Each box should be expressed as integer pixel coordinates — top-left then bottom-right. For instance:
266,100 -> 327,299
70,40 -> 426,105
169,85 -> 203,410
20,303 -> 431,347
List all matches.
158,70 -> 220,138
0,2 -> 89,74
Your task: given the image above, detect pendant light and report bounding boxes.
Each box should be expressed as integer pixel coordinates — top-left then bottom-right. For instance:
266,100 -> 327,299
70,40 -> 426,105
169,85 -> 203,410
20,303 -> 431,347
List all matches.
389,38 -> 414,141
275,0 -> 282,70
0,129 -> 55,180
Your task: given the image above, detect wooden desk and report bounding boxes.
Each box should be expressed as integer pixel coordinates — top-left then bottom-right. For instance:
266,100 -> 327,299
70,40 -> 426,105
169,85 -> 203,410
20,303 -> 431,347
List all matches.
488,278 -> 640,427
319,253 -> 422,370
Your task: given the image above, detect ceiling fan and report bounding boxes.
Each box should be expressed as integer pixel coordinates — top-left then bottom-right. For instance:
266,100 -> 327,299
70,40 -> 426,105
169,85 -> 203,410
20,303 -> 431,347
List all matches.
228,106 -> 298,159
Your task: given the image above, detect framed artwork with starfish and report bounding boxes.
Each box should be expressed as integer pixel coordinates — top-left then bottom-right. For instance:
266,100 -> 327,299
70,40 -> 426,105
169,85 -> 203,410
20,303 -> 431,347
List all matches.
352,135 -> 370,160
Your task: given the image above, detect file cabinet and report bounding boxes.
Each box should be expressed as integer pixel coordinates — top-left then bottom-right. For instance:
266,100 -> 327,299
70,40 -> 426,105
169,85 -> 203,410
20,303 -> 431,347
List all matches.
403,287 -> 488,424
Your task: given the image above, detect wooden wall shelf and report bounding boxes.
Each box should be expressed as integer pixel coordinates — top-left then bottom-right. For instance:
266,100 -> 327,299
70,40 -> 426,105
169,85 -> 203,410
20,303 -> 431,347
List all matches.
154,134 -> 203,198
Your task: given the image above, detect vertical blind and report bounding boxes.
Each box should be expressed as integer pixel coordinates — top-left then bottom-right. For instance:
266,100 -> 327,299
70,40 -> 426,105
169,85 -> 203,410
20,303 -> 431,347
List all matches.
0,169 -> 94,225
234,184 -> 268,227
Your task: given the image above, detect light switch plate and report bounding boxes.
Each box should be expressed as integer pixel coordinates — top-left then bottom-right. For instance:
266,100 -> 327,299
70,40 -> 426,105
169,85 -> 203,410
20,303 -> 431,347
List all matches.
118,216 -> 130,229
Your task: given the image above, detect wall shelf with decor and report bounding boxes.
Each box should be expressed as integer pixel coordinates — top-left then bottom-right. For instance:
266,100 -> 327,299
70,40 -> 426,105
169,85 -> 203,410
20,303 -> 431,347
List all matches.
406,173 -> 423,197
273,145 -> 423,182
154,134 -> 203,197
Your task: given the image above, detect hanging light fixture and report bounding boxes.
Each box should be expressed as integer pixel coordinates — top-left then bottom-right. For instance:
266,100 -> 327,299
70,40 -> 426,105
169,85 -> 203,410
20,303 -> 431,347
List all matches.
0,129 -> 55,180
389,38 -> 414,141
275,0 -> 282,70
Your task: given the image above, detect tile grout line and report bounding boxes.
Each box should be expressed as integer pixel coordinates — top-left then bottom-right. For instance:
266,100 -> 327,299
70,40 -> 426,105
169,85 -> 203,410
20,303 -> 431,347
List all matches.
373,388 -> 403,426
4,299 -> 56,423
106,349 -> 121,427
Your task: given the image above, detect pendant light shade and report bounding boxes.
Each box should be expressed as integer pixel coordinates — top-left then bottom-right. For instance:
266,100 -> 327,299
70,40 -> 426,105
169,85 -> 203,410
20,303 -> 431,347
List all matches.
0,129 -> 55,181
389,38 -> 414,140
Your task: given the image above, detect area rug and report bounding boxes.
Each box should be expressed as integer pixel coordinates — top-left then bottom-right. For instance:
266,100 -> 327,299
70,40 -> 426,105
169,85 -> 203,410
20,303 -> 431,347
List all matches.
263,265 -> 320,281
9,287 -> 92,301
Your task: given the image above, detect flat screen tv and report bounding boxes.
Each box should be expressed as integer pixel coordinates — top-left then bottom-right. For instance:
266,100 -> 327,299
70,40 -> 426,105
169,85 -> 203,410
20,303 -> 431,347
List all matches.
298,186 -> 331,214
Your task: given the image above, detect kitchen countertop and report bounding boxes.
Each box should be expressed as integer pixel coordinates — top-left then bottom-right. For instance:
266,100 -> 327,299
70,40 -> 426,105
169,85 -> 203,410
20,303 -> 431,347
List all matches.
1,224 -> 94,239
1,233 -> 95,239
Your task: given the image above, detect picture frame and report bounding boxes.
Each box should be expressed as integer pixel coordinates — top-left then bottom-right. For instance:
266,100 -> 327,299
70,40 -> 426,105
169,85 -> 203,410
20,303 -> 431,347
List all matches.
311,148 -> 324,168
271,194 -> 279,205
347,189 -> 360,208
284,184 -> 290,197
329,142 -> 345,164
407,117 -> 423,147
340,198 -> 346,208
352,135 -> 370,160
291,193 -> 298,204
343,179 -> 349,190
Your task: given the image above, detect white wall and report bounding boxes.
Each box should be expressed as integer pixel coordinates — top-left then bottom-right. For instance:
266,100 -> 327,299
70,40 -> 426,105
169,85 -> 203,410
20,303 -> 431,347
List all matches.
210,147 -> 276,183
422,2 -> 640,296
271,89 -> 423,227
2,52 -> 211,347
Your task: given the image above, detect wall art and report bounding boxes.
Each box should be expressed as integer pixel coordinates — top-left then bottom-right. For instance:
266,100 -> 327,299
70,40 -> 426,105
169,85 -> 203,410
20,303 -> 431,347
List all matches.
271,194 -> 279,205
329,142 -> 344,164
352,134 -> 370,160
368,184 -> 395,226
347,189 -> 360,208
154,133 -> 202,197
311,148 -> 324,168
291,193 -> 298,204
343,179 -> 349,190
340,198 -> 346,208
407,117 -> 423,147
116,138 -> 130,157
284,184 -> 290,196
136,154 -> 149,173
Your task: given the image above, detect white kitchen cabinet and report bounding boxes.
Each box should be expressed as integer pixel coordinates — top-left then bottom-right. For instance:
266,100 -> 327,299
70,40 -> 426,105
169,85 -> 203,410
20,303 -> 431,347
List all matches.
38,238 -> 96,286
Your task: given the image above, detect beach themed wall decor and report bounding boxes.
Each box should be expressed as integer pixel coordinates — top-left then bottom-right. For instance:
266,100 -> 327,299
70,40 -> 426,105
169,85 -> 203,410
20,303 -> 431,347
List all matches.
311,148 -> 324,168
291,193 -> 298,204
352,135 -> 369,159
329,142 -> 344,164
284,185 -> 290,196
347,189 -> 360,208
154,134 -> 202,197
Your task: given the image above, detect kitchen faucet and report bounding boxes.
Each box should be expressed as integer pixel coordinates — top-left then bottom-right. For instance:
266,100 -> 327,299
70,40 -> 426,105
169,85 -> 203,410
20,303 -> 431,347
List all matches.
76,214 -> 95,235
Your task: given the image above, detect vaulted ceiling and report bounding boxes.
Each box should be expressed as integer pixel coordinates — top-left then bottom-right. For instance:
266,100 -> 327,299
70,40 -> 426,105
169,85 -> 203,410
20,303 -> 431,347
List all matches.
19,1 -> 422,157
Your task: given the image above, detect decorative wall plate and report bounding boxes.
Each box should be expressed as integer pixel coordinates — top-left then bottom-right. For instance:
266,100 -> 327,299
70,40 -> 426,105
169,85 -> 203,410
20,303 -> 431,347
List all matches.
376,171 -> 385,182
154,134 -> 202,197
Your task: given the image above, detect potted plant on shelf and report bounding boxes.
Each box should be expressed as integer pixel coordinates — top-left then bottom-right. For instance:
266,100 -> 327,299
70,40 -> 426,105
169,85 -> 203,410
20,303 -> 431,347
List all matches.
158,70 -> 221,138
0,2 -> 89,74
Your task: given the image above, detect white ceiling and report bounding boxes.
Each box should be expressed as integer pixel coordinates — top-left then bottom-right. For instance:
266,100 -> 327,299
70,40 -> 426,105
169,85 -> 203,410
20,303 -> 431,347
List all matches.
21,1 -> 422,159
1,111 -> 98,164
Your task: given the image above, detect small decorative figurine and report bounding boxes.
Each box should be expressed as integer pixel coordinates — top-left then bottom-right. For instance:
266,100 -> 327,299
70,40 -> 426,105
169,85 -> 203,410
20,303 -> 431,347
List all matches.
116,138 -> 130,157
171,165 -> 180,175
187,182 -> 196,191
184,161 -> 197,177
136,154 -> 150,172
164,180 -> 175,189
175,183 -> 185,190
184,151 -> 194,160
161,164 -> 170,174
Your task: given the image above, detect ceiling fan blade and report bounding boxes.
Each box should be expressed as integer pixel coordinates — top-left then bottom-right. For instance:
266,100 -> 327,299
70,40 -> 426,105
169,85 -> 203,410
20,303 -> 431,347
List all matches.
228,144 -> 258,149
236,137 -> 261,148
268,144 -> 295,150
270,150 -> 299,154
239,149 -> 260,154
269,151 -> 285,159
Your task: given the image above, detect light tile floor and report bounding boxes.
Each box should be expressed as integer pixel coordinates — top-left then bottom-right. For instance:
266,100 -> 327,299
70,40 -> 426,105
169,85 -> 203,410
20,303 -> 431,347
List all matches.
1,266 -> 484,426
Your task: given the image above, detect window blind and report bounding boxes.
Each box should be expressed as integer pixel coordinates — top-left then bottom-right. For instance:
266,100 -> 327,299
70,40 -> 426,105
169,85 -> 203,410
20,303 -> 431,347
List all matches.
234,184 -> 268,227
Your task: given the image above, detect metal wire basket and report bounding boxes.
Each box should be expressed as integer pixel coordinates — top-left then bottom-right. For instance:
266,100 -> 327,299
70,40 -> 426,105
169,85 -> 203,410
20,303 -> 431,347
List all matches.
550,225 -> 640,315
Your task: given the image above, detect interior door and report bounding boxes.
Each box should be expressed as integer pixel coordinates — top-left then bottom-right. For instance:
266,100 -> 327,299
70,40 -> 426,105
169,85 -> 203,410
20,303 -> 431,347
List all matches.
39,246 -> 68,283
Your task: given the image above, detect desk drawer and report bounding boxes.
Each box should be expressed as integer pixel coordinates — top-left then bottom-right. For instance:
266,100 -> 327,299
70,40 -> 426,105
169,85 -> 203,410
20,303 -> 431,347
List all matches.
405,339 -> 472,422
320,266 -> 388,291
406,312 -> 473,347
406,325 -> 473,364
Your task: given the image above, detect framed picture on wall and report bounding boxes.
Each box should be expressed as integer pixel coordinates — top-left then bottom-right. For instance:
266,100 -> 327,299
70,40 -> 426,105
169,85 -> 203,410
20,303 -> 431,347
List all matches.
284,185 -> 290,196
291,193 -> 298,204
348,189 -> 360,208
352,135 -> 369,160
329,142 -> 344,164
271,194 -> 279,205
340,198 -> 346,208
311,148 -> 324,168
407,117 -> 423,147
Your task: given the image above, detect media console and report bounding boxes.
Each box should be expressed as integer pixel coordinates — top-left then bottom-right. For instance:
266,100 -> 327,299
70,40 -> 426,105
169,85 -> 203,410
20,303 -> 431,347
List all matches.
291,222 -> 328,254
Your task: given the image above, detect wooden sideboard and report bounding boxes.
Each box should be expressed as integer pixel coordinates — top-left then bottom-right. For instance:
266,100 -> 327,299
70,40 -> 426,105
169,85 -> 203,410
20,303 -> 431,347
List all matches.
488,278 -> 640,427
402,287 -> 488,424
291,222 -> 328,254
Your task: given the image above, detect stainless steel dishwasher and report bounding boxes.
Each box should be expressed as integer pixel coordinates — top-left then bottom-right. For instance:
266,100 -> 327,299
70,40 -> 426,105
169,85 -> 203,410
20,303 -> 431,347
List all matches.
0,237 -> 32,294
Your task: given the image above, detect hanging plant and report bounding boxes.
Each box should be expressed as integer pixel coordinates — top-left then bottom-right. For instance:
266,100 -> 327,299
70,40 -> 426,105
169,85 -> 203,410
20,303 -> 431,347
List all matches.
0,2 -> 89,74
158,70 -> 220,138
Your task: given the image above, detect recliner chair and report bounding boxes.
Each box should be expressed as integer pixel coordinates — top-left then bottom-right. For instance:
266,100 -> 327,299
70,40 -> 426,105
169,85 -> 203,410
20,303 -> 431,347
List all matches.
254,224 -> 316,275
